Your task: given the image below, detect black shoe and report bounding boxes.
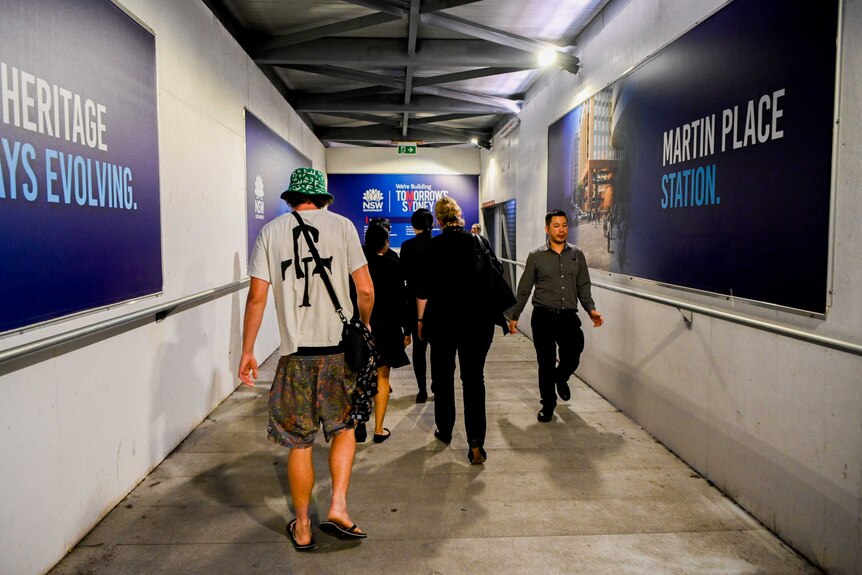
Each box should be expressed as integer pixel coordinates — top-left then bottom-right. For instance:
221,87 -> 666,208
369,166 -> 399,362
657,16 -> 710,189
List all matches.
537,408 -> 554,423
373,428 -> 391,443
467,446 -> 487,465
557,380 -> 571,401
434,429 -> 452,445
415,390 -> 428,404
354,423 -> 367,443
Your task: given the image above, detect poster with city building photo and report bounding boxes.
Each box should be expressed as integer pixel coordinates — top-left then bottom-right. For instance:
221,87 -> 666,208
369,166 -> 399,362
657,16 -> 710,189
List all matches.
547,0 -> 838,314
547,86 -> 619,273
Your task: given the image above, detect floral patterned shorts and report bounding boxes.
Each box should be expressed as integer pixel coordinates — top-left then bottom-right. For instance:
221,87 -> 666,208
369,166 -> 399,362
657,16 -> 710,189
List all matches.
267,351 -> 356,448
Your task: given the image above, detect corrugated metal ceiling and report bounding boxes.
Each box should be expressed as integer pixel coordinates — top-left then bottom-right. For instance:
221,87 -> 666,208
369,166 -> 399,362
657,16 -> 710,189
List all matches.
203,0 -> 610,148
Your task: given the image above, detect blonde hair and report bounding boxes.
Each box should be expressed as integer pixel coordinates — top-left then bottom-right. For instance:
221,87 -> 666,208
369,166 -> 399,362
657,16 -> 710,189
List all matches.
434,195 -> 464,227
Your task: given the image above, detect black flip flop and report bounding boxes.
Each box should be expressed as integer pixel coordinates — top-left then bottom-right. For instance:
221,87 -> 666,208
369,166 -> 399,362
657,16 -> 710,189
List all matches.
287,519 -> 317,551
319,520 -> 368,540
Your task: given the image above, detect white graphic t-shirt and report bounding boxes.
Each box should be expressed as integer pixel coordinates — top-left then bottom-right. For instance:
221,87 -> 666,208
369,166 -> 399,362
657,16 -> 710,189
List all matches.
249,208 -> 367,356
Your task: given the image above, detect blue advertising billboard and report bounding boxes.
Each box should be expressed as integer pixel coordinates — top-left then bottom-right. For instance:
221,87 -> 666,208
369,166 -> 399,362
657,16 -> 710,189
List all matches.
244,110 -> 311,258
327,174 -> 480,248
547,0 -> 839,314
0,0 -> 161,333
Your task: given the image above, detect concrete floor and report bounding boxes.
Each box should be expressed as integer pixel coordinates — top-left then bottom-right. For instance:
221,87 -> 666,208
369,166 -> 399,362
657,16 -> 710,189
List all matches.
50,331 -> 820,574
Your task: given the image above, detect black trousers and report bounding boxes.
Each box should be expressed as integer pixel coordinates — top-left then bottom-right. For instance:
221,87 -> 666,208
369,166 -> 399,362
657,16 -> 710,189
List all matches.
530,307 -> 585,409
411,323 -> 429,392
430,321 -> 494,448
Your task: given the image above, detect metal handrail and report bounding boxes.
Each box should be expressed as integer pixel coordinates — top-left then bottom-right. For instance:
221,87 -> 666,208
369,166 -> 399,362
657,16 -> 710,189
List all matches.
497,257 -> 862,357
0,279 -> 250,368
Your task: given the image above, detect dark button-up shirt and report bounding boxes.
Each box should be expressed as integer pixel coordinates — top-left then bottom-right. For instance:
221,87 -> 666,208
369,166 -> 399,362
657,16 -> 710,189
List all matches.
511,242 -> 596,320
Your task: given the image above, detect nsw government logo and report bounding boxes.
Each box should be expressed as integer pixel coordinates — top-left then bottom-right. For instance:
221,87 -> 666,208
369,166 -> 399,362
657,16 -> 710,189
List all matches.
254,175 -> 265,220
362,188 -> 384,212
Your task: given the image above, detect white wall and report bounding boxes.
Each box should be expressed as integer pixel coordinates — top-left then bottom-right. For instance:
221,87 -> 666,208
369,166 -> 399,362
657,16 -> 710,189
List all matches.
481,1 -> 862,574
327,146 -> 480,175
0,1 -> 324,574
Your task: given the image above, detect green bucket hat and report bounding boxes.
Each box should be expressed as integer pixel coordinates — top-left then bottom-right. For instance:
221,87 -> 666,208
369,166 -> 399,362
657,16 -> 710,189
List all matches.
280,167 -> 333,201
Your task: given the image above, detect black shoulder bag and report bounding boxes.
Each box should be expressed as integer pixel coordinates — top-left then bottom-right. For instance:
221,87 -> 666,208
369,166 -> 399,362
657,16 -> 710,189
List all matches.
291,211 -> 378,424
474,234 -> 516,313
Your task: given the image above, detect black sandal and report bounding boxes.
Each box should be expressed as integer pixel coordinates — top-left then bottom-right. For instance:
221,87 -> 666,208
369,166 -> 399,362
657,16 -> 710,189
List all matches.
287,519 -> 316,551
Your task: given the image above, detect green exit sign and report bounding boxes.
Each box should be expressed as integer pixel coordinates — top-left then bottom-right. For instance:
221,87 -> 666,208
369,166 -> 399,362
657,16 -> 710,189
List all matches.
397,144 -> 417,155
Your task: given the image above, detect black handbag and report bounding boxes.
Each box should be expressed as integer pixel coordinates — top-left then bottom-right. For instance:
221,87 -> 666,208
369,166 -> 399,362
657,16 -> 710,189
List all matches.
474,234 -> 516,313
291,211 -> 378,423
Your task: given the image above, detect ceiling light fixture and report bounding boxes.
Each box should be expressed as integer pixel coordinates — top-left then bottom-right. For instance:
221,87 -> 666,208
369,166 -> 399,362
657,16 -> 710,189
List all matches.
498,116 -> 521,139
538,47 -> 558,67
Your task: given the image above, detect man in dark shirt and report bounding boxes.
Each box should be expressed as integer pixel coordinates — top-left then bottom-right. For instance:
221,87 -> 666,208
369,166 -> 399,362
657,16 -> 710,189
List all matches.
508,209 -> 604,422
399,208 -> 434,403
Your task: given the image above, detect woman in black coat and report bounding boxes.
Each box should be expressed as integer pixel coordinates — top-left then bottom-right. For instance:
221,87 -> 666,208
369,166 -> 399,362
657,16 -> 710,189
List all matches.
415,196 -> 505,464
361,222 -> 411,444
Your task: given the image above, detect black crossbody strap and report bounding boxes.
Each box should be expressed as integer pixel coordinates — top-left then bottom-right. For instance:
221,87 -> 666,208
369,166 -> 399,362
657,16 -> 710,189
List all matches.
291,210 -> 347,322
474,233 -> 502,273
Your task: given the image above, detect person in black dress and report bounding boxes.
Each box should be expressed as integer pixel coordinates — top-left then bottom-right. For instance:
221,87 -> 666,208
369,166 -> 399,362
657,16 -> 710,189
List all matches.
399,208 -> 434,403
415,197 -> 506,464
361,222 -> 411,443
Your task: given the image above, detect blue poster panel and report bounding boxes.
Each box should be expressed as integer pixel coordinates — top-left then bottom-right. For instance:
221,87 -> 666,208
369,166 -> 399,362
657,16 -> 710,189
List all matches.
547,0 -> 839,314
327,174 -> 480,249
0,0 -> 161,333
244,110 -> 311,258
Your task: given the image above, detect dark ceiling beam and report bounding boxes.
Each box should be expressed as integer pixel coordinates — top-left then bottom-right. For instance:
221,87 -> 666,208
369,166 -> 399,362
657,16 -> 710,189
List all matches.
402,93 -> 412,135
299,86 -> 517,112
336,141 -> 387,148
256,38 -> 543,68
407,0 -> 420,55
256,13 -> 401,52
420,12 -> 580,72
412,85 -> 520,112
316,86 -> 401,102
420,0 -> 483,12
280,64 -> 405,88
291,65 -> 527,88
319,126 -> 450,141
295,94 -> 513,114
318,112 -> 404,126
398,122 -> 491,141
316,112 -> 496,134
257,0 -> 482,54
340,0 -> 482,15
318,125 -> 490,146
318,112 -> 491,141
282,66 -> 528,103
340,0 -> 407,18
404,0 -> 420,136
337,0 -> 579,72
402,88 -> 413,136
413,67 -> 529,87
409,113 -> 486,124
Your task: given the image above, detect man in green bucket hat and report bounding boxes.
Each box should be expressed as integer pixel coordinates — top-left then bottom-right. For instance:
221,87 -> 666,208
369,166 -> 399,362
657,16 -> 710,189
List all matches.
279,166 -> 334,205
240,167 -> 374,549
